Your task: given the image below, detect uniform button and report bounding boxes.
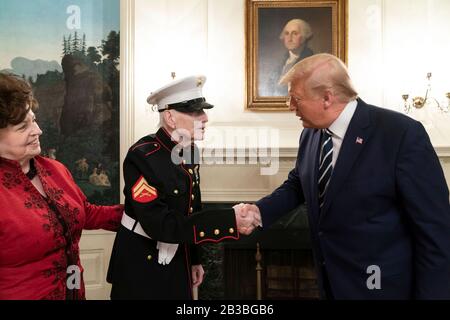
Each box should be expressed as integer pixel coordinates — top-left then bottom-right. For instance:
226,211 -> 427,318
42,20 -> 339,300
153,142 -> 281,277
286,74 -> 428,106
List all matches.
214,229 -> 220,236
153,143 -> 158,147
189,207 -> 193,213
229,228 -> 235,234
147,255 -> 152,261
191,194 -> 195,200
188,169 -> 194,175
173,189 -> 179,195
192,182 -> 196,187
199,232 -> 205,238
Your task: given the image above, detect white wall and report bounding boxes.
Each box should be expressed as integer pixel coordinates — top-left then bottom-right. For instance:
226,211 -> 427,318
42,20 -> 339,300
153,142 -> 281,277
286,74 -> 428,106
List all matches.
349,0 -> 450,110
132,0 -> 450,148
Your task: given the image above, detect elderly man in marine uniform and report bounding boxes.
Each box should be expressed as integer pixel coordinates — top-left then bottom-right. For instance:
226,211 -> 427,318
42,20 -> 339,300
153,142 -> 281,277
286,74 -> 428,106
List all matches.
107,75 -> 261,299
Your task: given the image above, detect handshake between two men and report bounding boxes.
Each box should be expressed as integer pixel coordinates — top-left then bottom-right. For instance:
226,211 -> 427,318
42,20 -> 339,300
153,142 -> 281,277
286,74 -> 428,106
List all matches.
233,203 -> 262,235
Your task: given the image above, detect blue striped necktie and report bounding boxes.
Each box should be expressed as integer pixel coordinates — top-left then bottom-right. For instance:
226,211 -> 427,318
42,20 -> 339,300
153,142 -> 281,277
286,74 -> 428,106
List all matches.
318,129 -> 333,209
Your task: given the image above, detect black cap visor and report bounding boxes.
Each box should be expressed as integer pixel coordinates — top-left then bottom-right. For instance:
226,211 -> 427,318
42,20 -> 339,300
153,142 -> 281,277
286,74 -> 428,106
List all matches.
162,98 -> 214,113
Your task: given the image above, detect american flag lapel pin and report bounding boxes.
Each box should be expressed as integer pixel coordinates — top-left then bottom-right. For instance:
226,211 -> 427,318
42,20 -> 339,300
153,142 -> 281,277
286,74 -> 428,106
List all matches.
356,137 -> 364,144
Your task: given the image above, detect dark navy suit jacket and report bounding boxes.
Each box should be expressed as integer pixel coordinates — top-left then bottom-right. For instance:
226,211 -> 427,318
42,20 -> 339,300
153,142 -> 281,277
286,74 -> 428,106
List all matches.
256,99 -> 450,299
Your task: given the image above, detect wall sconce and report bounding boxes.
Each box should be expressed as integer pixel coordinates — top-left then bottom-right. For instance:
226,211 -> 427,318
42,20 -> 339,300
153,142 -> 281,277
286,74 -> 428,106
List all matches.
402,73 -> 449,114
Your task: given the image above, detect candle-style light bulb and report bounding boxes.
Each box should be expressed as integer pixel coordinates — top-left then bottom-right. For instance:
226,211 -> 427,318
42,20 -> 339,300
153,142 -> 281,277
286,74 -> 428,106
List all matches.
402,94 -> 410,114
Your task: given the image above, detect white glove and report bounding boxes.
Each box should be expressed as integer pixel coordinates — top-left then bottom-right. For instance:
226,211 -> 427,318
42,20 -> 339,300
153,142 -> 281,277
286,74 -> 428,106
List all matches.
156,241 -> 179,265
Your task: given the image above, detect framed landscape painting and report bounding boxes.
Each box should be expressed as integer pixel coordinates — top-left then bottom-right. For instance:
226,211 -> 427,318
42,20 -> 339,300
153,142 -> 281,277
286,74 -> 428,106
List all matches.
0,0 -> 120,204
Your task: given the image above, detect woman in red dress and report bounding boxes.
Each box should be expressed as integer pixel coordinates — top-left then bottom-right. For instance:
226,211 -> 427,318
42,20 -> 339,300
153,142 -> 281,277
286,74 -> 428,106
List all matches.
0,73 -> 123,300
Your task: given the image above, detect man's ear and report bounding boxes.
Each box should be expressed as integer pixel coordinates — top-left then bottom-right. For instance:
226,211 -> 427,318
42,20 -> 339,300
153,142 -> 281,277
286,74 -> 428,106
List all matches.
164,110 -> 177,129
323,89 -> 334,109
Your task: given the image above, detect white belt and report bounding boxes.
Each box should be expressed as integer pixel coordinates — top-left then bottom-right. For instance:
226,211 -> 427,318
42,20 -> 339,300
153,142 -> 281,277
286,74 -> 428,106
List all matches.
121,211 -> 151,239
121,211 -> 179,265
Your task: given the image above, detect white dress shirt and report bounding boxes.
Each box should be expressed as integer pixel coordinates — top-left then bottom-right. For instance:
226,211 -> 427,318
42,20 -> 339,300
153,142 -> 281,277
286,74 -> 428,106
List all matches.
327,100 -> 358,167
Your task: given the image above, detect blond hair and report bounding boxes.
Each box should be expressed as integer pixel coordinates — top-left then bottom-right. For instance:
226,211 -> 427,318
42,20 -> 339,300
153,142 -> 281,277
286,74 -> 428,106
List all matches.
280,53 -> 358,102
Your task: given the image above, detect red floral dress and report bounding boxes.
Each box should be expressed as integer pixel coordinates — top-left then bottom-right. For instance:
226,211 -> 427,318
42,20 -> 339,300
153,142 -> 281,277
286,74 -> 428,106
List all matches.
0,156 -> 123,300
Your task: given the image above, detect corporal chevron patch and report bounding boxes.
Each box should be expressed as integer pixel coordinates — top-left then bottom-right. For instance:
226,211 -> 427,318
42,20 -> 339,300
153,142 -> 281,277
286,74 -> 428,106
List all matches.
132,176 -> 158,203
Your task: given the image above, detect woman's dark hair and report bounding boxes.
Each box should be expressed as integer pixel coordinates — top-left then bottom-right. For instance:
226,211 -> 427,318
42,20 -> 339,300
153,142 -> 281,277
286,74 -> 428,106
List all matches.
0,73 -> 38,128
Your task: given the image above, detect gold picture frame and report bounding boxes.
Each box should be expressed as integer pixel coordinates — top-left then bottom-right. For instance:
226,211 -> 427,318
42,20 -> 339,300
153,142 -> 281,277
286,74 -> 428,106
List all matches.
246,0 -> 348,111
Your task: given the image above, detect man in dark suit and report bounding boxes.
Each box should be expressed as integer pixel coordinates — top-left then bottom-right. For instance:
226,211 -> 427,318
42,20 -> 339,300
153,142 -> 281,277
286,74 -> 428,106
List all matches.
243,53 -> 450,299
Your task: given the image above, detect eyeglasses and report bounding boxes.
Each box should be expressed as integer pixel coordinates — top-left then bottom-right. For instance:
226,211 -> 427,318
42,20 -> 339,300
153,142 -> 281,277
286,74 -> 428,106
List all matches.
285,96 -> 303,107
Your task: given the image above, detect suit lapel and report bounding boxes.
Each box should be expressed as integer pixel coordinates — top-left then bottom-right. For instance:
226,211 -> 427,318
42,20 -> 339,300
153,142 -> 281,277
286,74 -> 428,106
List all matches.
319,99 -> 373,220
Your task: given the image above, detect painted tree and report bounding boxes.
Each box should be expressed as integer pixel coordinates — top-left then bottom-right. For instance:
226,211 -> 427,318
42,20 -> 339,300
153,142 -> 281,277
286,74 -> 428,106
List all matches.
101,31 -> 120,66
81,34 -> 87,55
67,34 -> 72,53
87,46 -> 102,65
73,31 -> 80,52
62,36 -> 69,56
